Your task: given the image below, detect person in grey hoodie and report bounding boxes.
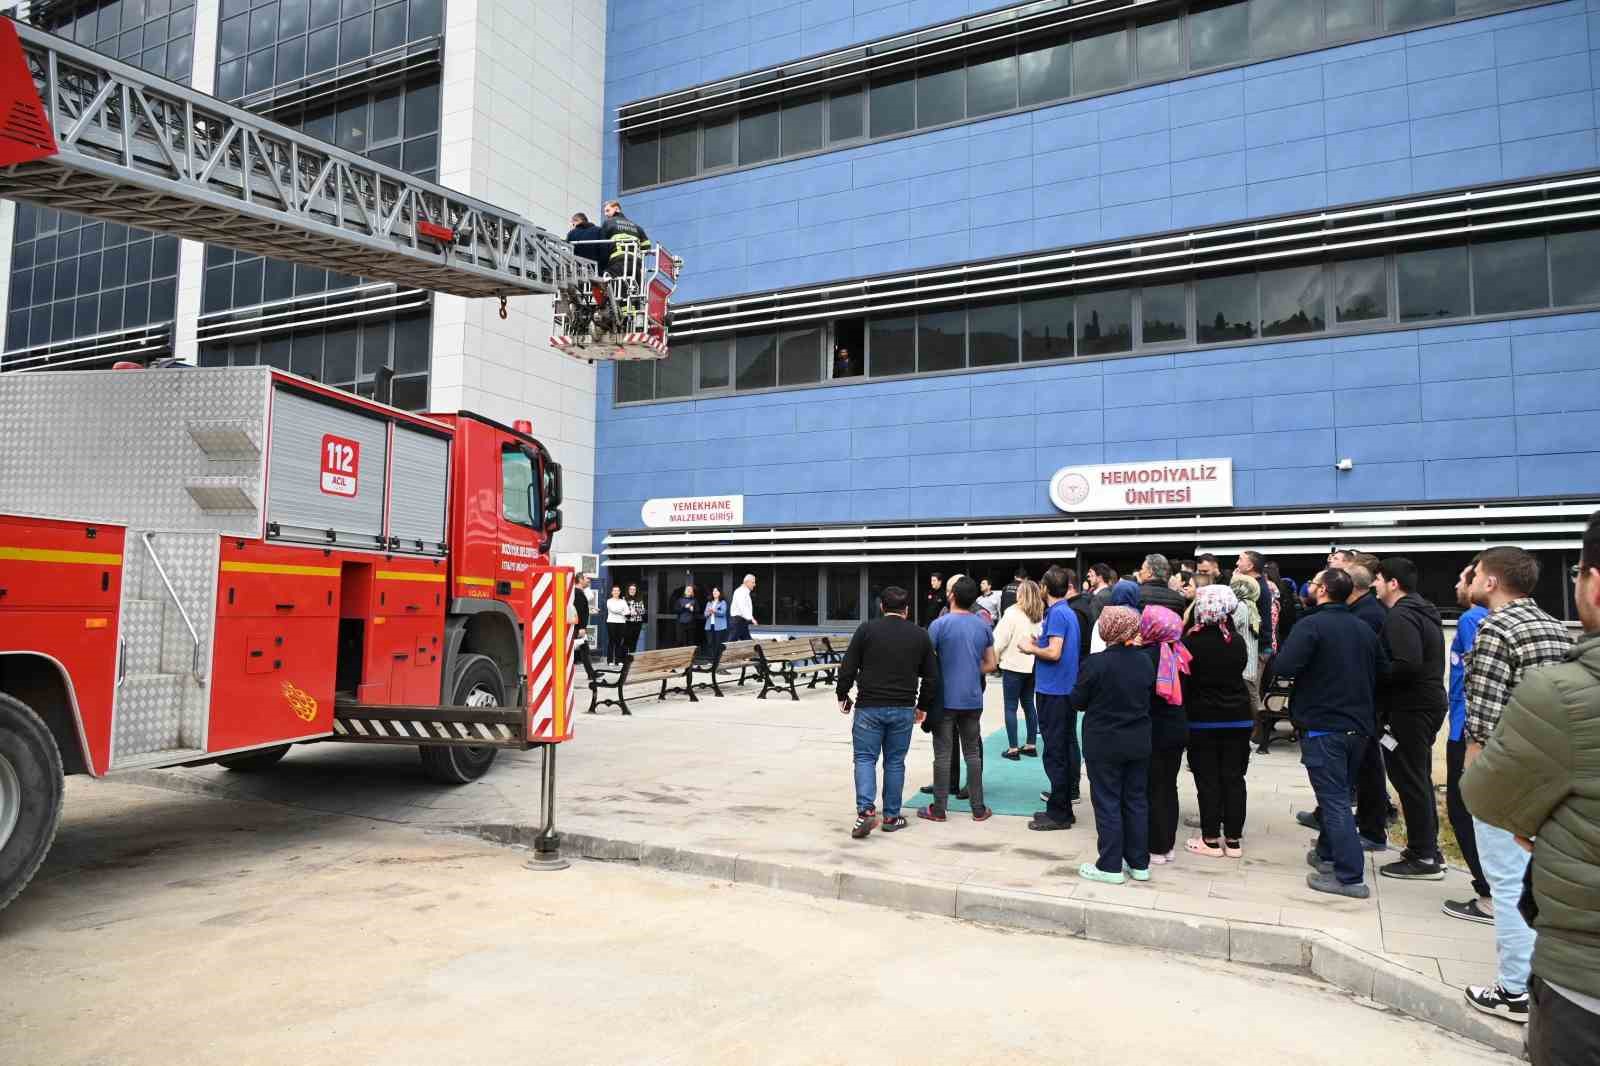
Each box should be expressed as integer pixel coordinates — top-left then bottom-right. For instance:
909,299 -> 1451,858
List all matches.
1373,557 -> 1448,880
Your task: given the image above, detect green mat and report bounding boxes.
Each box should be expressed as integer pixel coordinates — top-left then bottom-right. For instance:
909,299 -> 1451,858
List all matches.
910,726 -> 1056,818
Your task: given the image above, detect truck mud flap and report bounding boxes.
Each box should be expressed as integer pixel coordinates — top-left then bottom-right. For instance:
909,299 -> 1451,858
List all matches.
329,701 -> 532,748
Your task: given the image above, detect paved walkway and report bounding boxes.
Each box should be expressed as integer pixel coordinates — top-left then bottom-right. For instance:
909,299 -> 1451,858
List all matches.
126,679 -> 1503,1001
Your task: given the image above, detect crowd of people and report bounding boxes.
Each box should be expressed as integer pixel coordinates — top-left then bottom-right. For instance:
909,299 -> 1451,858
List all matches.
834,517 -> 1600,1058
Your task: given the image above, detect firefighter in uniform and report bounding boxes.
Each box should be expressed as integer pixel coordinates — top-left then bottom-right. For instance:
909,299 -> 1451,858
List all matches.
600,199 -> 650,315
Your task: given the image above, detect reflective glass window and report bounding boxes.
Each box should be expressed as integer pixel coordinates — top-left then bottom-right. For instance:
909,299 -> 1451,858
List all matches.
1196,273 -> 1258,342
1073,25 -> 1130,95
1334,258 -> 1388,323
1190,1 -> 1250,70
917,308 -> 966,372
1141,283 -> 1187,344
967,48 -> 1018,117
869,75 -> 915,137
1326,0 -> 1378,37
917,61 -> 966,128
660,124 -> 697,182
967,301 -> 1020,366
735,332 -> 778,390
1260,264 -> 1326,336
1250,0 -> 1320,57
1471,236 -> 1550,316
703,116 -> 735,169
869,314 -> 916,376
1021,294 -> 1073,361
697,337 -> 732,391
1137,18 -> 1184,81
1076,288 -> 1132,355
1019,33 -> 1071,107
781,96 -> 824,155
1550,228 -> 1600,307
778,328 -> 823,385
621,131 -> 659,190
739,106 -> 780,164
657,342 -> 695,397
1387,0 -> 1454,30
1397,245 -> 1470,321
828,89 -> 863,143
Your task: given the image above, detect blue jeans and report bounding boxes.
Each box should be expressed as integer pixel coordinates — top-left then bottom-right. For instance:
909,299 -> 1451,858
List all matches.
1302,732 -> 1367,885
1002,669 -> 1037,748
852,706 -> 916,818
1473,818 -> 1534,995
1087,754 -> 1150,873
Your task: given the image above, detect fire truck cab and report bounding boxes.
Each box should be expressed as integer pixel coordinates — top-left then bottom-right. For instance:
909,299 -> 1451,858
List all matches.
0,367 -> 579,911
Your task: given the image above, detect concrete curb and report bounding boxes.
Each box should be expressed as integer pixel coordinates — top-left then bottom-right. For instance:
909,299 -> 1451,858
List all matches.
463,821 -> 1524,1058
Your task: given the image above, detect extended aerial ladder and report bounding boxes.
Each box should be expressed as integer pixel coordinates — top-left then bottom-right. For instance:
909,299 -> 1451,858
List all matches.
0,16 -> 677,359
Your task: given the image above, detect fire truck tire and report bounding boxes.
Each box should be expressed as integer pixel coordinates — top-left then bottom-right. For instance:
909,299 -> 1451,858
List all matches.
217,745 -> 291,772
418,655 -> 503,784
0,692 -> 65,914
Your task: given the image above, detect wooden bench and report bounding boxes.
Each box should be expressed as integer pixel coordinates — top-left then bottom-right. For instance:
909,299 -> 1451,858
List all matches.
753,638 -> 837,701
681,639 -> 760,698
588,646 -> 697,716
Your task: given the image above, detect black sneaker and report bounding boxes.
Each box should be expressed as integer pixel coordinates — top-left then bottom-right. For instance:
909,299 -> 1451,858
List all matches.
1305,849 -> 1333,875
1465,984 -> 1529,1024
1028,813 -> 1073,831
1295,809 -> 1321,830
881,815 -> 908,833
1360,835 -> 1389,852
851,808 -> 880,840
1306,871 -> 1370,899
1380,857 -> 1445,881
1442,898 -> 1495,925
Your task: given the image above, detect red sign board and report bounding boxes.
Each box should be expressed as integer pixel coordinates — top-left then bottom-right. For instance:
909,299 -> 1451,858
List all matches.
320,434 -> 360,497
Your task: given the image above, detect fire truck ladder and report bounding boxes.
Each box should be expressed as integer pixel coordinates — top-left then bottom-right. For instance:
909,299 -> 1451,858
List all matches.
0,17 -> 597,300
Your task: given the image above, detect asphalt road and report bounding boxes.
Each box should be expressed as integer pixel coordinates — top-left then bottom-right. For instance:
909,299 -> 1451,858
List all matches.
0,778 -> 1511,1066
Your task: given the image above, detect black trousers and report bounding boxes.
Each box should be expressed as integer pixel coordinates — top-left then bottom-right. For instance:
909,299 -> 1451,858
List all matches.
1038,693 -> 1079,824
1385,708 -> 1445,862
932,711 -> 983,811
1088,754 -> 1150,874
606,624 -> 627,663
574,635 -> 595,680
1187,728 -> 1251,840
1147,745 -> 1185,857
622,621 -> 642,656
1445,738 -> 1490,897
674,621 -> 696,647
1529,976 -> 1600,1066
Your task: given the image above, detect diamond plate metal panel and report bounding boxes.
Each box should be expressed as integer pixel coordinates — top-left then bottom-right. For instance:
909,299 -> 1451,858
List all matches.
122,600 -> 165,676
111,674 -> 182,762
0,368 -> 271,536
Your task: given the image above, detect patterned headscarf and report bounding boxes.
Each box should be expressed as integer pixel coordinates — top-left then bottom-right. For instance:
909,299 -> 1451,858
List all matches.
1140,605 -> 1191,706
1097,605 -> 1140,646
1230,572 -> 1261,636
1109,579 -> 1141,608
1190,585 -> 1239,637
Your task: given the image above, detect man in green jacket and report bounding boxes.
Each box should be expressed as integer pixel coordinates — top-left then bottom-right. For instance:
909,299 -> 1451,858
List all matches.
1463,509 -> 1600,1064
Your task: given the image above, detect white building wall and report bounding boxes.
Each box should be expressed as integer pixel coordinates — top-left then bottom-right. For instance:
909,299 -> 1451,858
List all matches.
433,0 -> 606,558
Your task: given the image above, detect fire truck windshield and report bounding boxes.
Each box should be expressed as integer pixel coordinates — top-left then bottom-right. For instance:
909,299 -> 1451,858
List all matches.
501,448 -> 537,528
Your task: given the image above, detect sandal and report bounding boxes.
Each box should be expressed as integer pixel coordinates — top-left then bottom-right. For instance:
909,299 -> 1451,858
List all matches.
1224,839 -> 1243,858
1185,837 -> 1225,857
1002,747 -> 1022,761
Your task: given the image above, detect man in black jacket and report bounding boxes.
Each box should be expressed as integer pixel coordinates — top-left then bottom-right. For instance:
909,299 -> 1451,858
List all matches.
921,572 -> 945,628
1345,558 -> 1389,634
572,574 -> 595,680
1274,568 -> 1390,899
837,586 -> 939,838
1373,557 -> 1449,880
1001,567 -> 1028,616
565,212 -> 607,272
1065,567 -> 1095,664
1136,553 -> 1188,615
600,199 -> 649,278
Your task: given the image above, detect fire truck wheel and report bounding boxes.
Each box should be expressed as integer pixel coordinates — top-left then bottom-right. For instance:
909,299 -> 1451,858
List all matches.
0,692 -> 65,913
418,654 -> 503,784
217,745 -> 291,772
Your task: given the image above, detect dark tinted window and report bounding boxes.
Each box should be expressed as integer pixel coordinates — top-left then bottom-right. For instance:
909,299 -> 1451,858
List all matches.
968,301 -> 1019,366
1073,25 -> 1130,95
869,314 -> 916,376
1397,245 -> 1470,321
736,333 -> 778,390
739,106 -> 779,164
621,131 -> 658,190
1077,288 -> 1132,355
1250,0 -> 1319,56
1334,257 -> 1388,322
967,48 -> 1017,117
1019,33 -> 1071,107
869,74 -> 915,137
703,116 -> 735,169
1137,17 -> 1184,80
917,61 -> 965,128
1472,236 -> 1550,316
775,567 -> 819,626
828,89 -> 863,142
778,328 -> 822,385
660,125 -> 697,182
656,342 -> 694,398
781,96 -> 824,155
1141,283 -> 1187,344
1022,294 -> 1073,361
917,308 -> 966,372
1387,0 -> 1454,30
1190,1 -> 1250,70
617,360 -> 655,403
828,567 -> 861,622
1260,264 -> 1326,336
1326,0 -> 1378,37
697,337 -> 731,391
1196,273 -> 1258,342
1550,229 -> 1600,307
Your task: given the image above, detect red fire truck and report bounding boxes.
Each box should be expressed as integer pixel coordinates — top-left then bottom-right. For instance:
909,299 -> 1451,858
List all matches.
0,367 -> 579,910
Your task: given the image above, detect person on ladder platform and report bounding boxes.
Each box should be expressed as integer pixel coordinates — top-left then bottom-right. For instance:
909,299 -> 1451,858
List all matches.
601,199 -> 650,287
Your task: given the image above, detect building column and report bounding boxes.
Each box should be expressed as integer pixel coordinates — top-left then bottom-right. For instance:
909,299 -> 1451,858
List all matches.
172,0 -> 221,364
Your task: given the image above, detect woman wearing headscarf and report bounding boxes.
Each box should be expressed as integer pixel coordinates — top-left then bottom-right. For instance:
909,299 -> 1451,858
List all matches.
1139,605 -> 1190,864
1090,579 -> 1143,654
1182,585 -> 1253,858
1072,606 -> 1156,885
1229,571 -> 1263,713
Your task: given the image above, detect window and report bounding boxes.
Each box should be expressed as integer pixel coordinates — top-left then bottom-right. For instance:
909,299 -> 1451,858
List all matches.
968,301 -> 1020,366
621,131 -> 659,190
775,567 -> 819,626
1196,273 -> 1258,343
1077,288 -> 1132,355
967,47 -> 1017,117
781,96 -> 824,155
828,90 -> 863,143
1387,0 -> 1455,30
211,0 -> 435,101
1551,229 -> 1600,307
1334,257 -> 1389,323
778,328 -> 823,386
1137,17 -> 1184,80
868,566 -> 914,618
1326,0 -> 1378,37
660,125 -> 697,183
917,308 -> 966,372
739,106 -> 780,164
502,448 -> 535,527
869,75 -> 915,137
1398,245 -> 1470,321
1472,236 -> 1550,316
828,567 -> 862,622
735,332 -> 777,390
917,62 -> 966,128
1189,1 -> 1250,70
1018,33 -> 1071,107
658,342 -> 695,398
1073,25 -> 1129,95
1260,264 -> 1326,336
1250,0 -> 1319,56
703,116 -> 736,169
616,360 -> 655,404
1022,294 -> 1073,361
869,314 -> 916,377
1141,283 -> 1187,344
697,338 -> 732,391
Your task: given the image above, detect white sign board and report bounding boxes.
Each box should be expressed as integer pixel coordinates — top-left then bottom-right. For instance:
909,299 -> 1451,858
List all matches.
641,494 -> 745,528
1049,459 -> 1233,513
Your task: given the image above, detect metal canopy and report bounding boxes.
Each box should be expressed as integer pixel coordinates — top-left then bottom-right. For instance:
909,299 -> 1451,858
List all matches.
0,18 -> 596,300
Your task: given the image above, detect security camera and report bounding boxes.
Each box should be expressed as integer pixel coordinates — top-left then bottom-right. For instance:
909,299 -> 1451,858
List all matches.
1335,458 -> 1354,471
